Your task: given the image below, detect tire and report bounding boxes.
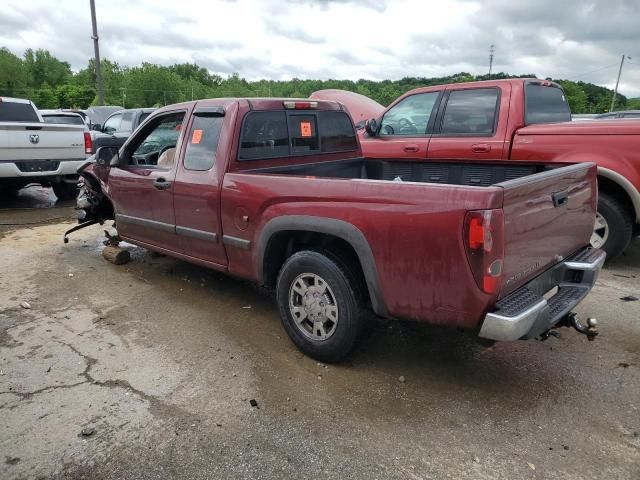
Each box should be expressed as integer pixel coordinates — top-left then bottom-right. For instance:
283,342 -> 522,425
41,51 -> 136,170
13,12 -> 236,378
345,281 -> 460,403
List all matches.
0,184 -> 20,199
276,250 -> 366,363
593,192 -> 633,259
52,182 -> 79,201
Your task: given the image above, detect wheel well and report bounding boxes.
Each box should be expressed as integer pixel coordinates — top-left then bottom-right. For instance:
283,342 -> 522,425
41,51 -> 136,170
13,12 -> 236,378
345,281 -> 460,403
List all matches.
597,175 -> 635,218
262,231 -> 370,306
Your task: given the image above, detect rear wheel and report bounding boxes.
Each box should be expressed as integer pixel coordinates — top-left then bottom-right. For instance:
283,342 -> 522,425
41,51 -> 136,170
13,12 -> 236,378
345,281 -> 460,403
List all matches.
592,192 -> 633,259
276,250 -> 366,362
53,182 -> 79,201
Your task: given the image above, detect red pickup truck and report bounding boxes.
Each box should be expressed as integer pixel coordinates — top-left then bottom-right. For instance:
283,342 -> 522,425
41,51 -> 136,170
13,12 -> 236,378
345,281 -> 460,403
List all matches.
312,79 -> 640,259
69,98 -> 604,361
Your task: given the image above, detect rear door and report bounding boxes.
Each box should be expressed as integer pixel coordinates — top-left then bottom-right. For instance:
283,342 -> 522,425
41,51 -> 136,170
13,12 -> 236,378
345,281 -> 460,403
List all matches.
367,91 -> 442,164
172,104 -> 230,267
498,163 -> 597,297
428,85 -> 509,161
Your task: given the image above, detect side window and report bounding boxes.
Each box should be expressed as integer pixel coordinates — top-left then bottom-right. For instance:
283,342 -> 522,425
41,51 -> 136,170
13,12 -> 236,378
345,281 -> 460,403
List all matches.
319,111 -> 358,152
239,111 -> 289,160
119,112 -> 134,132
184,115 -> 224,171
380,92 -> 439,136
128,112 -> 185,167
440,89 -> 499,135
103,113 -> 122,134
289,114 -> 319,153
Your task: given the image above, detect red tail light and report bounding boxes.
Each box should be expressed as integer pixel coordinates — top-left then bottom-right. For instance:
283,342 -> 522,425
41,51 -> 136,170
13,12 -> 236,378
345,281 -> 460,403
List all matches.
463,209 -> 504,294
84,132 -> 93,155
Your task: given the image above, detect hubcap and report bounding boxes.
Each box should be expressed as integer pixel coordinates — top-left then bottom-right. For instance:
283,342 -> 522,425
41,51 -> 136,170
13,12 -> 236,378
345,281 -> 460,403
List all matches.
590,212 -> 609,249
288,273 -> 338,341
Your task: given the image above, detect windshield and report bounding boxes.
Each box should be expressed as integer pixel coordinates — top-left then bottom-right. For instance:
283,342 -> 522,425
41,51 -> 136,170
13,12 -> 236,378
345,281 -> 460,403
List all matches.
525,84 -> 572,124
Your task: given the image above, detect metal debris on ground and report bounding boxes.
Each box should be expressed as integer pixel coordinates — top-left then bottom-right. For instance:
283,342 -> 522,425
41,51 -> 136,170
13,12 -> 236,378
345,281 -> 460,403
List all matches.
80,427 -> 96,437
249,399 -> 258,408
620,295 -> 638,302
20,301 -> 31,309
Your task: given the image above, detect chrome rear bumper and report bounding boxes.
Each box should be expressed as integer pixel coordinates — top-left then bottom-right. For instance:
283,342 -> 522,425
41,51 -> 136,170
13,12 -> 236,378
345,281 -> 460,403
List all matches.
479,248 -> 606,341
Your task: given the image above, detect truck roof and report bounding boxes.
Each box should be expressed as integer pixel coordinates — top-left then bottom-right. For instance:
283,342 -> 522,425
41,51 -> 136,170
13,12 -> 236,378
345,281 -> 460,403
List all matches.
401,77 -> 561,96
155,98 -> 345,114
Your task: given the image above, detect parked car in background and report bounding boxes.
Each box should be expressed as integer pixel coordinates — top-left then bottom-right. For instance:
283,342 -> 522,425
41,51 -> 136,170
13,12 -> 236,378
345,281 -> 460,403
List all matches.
314,78 -> 640,259
40,109 -> 89,128
85,105 -> 123,131
91,108 -> 155,152
595,110 -> 640,120
70,98 -> 603,361
0,97 -> 91,200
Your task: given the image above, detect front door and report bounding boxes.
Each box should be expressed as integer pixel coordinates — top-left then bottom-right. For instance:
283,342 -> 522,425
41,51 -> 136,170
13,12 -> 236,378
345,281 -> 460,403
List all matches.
172,104 -> 229,267
362,91 -> 441,167
109,110 -> 187,251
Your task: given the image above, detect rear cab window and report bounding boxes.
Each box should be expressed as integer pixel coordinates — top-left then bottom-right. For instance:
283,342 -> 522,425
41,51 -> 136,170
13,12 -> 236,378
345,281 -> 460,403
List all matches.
0,101 -> 39,122
525,83 -> 571,124
439,88 -> 499,135
184,114 -> 224,171
239,109 -> 357,160
42,115 -> 84,125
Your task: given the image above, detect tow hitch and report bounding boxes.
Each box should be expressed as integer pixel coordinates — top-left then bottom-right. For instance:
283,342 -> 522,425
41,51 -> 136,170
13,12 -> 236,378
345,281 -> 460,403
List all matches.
541,313 -> 598,341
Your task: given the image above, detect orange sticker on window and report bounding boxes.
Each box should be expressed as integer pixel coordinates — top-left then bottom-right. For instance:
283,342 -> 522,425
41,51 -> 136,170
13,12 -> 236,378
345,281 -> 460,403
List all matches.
300,122 -> 312,137
191,129 -> 203,144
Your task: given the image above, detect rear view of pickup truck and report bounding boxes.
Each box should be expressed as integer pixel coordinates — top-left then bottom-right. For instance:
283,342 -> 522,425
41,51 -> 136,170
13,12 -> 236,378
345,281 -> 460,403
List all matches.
0,97 -> 91,200
71,98 -> 604,361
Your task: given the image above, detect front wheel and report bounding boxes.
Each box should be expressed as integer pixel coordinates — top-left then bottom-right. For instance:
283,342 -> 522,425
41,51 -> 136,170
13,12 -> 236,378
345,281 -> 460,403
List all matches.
276,250 -> 366,363
591,192 -> 633,259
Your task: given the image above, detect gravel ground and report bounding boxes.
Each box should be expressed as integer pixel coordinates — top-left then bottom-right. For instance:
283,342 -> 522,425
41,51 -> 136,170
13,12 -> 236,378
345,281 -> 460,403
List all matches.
1,188 -> 639,480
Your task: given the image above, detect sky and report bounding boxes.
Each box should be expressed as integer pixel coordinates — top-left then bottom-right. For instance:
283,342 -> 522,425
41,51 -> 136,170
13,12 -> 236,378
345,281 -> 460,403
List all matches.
1,0 -> 639,97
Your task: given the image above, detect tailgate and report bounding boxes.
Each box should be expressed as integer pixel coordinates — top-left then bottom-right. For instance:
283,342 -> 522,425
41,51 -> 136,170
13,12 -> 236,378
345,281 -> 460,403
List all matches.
0,123 -> 85,161
497,163 -> 597,297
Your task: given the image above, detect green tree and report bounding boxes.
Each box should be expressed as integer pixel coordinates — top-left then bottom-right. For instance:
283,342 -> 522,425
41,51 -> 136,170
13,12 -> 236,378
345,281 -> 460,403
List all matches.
23,48 -> 71,88
0,47 -> 29,96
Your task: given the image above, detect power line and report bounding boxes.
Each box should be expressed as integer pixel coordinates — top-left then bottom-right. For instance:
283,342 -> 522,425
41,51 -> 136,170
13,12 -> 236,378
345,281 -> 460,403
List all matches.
563,63 -> 619,82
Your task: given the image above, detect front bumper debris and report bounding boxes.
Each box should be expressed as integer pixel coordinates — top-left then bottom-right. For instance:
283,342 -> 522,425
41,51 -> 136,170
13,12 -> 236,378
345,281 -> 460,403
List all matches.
478,248 -> 606,341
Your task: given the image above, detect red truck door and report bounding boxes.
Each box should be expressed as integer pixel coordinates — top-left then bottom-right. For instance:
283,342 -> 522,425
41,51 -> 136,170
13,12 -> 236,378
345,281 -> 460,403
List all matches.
108,110 -> 186,250
367,90 -> 442,162
172,105 -> 228,268
427,85 -> 510,163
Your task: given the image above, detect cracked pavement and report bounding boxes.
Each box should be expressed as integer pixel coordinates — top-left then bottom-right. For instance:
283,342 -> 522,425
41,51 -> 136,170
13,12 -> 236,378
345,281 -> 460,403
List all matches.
1,191 -> 639,479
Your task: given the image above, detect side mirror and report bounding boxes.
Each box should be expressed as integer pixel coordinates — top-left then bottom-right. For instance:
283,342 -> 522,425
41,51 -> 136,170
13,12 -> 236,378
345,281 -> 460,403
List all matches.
91,123 -> 102,132
95,146 -> 119,167
364,118 -> 378,137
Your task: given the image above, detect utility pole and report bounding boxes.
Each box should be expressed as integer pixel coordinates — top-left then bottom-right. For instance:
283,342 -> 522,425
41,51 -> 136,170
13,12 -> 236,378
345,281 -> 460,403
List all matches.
488,45 -> 495,79
89,0 -> 104,105
610,54 -> 630,112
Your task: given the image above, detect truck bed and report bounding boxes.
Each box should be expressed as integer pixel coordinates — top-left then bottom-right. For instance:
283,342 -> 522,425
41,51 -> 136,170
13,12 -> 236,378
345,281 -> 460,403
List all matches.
244,157 -> 545,187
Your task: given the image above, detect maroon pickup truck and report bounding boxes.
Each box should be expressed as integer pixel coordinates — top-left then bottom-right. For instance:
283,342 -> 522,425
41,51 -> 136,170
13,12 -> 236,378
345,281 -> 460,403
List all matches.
69,98 -> 604,362
313,79 -> 640,259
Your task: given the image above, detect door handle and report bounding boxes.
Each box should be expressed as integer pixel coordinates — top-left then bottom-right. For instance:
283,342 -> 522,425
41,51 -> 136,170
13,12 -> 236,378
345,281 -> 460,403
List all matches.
403,144 -> 419,153
471,144 -> 491,153
153,178 -> 172,190
552,190 -> 569,208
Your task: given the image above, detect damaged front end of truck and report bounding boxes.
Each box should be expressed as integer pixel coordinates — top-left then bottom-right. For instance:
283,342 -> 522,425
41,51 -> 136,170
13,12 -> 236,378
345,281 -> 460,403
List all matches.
63,161 -> 115,243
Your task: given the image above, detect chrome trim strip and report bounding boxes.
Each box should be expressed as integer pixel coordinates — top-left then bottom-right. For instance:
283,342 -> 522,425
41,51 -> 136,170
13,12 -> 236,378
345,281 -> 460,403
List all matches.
176,226 -> 218,243
222,235 -> 251,250
564,249 -> 606,271
479,299 -> 547,341
116,214 -> 175,233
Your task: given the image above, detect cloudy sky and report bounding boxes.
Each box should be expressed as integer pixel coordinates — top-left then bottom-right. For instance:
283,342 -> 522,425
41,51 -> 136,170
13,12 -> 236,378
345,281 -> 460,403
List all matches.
2,0 -> 639,97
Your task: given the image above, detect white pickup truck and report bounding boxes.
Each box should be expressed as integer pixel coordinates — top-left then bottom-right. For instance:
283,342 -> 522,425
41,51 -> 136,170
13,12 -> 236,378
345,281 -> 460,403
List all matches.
0,97 -> 91,200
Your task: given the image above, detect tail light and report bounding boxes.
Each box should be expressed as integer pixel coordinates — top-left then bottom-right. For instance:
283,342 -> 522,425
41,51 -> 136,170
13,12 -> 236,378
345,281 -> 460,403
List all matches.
463,209 -> 504,294
84,132 -> 93,155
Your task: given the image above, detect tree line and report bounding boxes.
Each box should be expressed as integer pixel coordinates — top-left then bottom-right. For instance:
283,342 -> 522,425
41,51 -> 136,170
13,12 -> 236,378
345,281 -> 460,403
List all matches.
1,47 -> 638,113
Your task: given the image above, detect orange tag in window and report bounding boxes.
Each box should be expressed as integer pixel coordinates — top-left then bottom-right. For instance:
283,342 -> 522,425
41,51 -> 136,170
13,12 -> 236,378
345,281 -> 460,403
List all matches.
300,122 -> 312,137
191,129 -> 203,144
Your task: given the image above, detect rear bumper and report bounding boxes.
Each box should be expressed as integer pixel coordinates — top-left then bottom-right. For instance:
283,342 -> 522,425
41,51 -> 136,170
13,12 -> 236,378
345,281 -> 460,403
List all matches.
478,248 -> 606,341
0,159 -> 86,178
